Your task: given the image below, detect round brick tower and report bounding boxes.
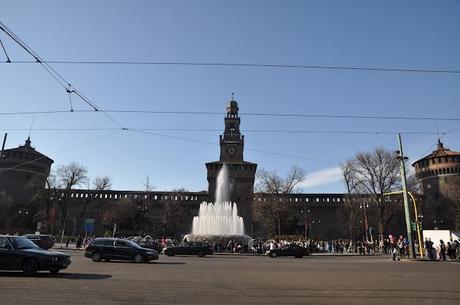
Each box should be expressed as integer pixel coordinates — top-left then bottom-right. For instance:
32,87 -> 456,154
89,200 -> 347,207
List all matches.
412,140 -> 460,230
0,137 -> 54,203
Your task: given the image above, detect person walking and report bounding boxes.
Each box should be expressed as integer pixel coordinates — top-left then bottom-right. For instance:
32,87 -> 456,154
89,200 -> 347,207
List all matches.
397,236 -> 405,259
439,240 -> 447,261
425,238 -> 434,260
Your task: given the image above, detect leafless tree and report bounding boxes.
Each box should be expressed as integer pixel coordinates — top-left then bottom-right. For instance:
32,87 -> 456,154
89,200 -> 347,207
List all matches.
76,176 -> 112,235
254,166 -> 305,236
341,160 -> 363,240
56,162 -> 88,233
162,188 -> 188,237
143,176 -> 155,192
343,148 -> 401,236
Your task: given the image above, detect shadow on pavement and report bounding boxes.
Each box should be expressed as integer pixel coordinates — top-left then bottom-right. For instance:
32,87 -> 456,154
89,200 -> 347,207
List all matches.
0,272 -> 112,280
152,261 -> 186,265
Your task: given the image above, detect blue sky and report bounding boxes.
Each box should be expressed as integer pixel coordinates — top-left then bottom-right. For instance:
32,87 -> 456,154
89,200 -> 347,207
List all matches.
1,0 -> 459,193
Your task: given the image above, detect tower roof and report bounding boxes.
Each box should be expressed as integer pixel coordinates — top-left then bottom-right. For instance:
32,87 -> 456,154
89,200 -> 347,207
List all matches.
412,139 -> 460,166
226,97 -> 239,115
3,137 -> 54,164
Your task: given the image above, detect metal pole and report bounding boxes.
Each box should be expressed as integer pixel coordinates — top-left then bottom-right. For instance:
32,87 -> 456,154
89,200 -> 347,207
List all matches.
397,133 -> 415,259
112,222 -> 117,238
1,133 -> 7,157
407,192 -> 424,258
384,191 -> 424,257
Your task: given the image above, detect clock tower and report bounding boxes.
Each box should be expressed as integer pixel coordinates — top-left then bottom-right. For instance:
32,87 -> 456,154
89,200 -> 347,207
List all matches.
205,97 -> 257,235
220,99 -> 244,162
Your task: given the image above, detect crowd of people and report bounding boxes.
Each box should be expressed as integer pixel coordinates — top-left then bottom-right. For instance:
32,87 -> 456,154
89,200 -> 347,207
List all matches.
424,238 -> 460,261
62,233 -> 460,262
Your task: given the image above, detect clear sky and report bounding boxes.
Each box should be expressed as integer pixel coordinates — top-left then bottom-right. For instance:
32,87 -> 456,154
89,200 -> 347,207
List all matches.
1,0 -> 459,193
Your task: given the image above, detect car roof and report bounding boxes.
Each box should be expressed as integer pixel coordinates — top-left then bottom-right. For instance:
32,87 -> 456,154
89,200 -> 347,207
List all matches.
0,235 -> 24,238
93,237 -> 123,241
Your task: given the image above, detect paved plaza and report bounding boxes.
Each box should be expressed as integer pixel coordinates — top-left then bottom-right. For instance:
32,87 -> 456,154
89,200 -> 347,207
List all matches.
0,251 -> 459,305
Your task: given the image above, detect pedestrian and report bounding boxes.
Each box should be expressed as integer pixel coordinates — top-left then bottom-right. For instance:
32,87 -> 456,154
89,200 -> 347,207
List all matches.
439,240 -> 447,261
76,236 -> 83,249
397,236 -> 405,259
447,242 -> 456,260
425,238 -> 433,260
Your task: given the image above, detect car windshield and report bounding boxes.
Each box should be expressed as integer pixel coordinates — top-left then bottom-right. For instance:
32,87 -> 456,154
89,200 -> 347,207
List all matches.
9,237 -> 39,249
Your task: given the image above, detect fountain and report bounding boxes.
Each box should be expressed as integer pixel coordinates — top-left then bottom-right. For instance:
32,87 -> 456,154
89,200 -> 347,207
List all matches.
184,163 -> 250,244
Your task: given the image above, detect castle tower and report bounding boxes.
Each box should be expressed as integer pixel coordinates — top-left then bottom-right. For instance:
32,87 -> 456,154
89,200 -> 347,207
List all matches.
205,98 -> 257,235
412,140 -> 460,230
0,137 -> 54,204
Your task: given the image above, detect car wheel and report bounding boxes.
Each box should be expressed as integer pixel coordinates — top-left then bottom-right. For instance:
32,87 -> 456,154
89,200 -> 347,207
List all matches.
198,251 -> 205,257
134,254 -> 143,263
270,252 -> 277,258
49,268 -> 60,274
295,254 -> 303,258
23,259 -> 38,276
166,251 -> 175,257
92,252 -> 102,262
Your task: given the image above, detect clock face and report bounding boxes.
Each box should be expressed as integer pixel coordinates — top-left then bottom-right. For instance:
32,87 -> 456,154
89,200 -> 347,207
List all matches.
227,146 -> 237,156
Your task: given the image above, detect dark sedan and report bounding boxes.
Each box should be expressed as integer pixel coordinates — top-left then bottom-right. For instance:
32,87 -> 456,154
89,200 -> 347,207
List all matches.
0,235 -> 71,275
23,234 -> 55,250
267,244 -> 310,258
163,242 -> 213,257
84,238 -> 159,263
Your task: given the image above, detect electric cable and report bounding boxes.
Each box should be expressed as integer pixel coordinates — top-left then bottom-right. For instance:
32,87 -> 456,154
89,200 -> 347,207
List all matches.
0,21 -> 126,129
0,129 -> 122,175
2,60 -> 460,75
1,109 -> 460,122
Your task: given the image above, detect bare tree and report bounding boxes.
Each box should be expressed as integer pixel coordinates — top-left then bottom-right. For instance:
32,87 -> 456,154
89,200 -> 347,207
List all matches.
56,162 -> 88,233
76,176 -> 112,235
254,166 -> 305,236
441,176 -> 460,228
343,148 -> 401,236
162,188 -> 188,238
341,160 -> 362,240
143,176 -> 155,192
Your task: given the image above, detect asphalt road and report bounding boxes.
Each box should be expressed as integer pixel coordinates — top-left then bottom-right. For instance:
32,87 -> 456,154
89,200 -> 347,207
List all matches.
1,250 -> 459,305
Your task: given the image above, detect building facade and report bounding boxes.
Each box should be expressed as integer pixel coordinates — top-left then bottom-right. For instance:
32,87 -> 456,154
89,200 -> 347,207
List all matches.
0,137 -> 53,204
5,100 -> 458,239
412,140 -> 460,230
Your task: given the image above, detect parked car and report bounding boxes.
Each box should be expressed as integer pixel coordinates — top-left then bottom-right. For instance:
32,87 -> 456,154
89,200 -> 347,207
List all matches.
0,235 -> 71,275
266,244 -> 311,258
23,234 -> 55,250
84,238 -> 159,263
163,242 -> 213,257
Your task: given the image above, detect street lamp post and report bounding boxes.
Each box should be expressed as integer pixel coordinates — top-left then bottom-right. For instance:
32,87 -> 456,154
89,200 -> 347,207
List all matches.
396,133 -> 415,259
384,190 -> 423,258
300,208 -> 310,240
311,219 -> 320,240
359,202 -> 369,242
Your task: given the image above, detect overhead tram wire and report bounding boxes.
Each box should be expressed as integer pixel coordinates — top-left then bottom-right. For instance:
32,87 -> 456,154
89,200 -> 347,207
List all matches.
0,127 -> 448,136
1,109 -> 460,122
0,21 -> 126,130
0,37 -> 11,62
3,60 -> 460,75
128,129 -> 338,165
0,129 -> 122,175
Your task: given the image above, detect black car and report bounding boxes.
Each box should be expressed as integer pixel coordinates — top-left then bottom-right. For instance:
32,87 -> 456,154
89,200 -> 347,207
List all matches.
267,244 -> 311,258
23,234 -> 55,250
84,238 -> 159,263
163,242 -> 213,257
0,235 -> 71,275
